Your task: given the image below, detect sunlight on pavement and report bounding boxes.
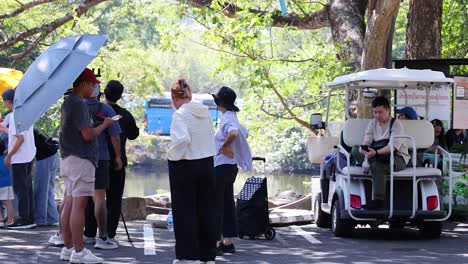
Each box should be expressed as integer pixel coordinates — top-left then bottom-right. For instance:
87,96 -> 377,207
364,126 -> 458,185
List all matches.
290,225 -> 322,244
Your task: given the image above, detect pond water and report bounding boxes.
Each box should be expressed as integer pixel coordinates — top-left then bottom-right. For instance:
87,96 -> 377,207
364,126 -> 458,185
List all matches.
123,166 -> 315,197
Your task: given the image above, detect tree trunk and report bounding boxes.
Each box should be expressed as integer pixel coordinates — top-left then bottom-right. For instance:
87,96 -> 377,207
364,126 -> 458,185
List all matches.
328,0 -> 367,71
406,0 -> 442,59
361,0 -> 401,70
327,0 -> 367,118
356,0 -> 400,118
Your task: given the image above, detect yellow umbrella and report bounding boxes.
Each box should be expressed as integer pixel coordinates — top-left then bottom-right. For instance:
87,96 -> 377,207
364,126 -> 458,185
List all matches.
0,68 -> 23,94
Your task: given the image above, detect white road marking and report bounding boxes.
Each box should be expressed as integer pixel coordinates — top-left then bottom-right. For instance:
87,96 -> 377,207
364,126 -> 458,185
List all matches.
290,225 -> 322,244
143,224 -> 157,255
275,233 -> 288,246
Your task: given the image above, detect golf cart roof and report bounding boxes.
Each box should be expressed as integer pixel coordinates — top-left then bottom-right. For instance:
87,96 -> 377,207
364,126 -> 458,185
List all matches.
327,68 -> 454,89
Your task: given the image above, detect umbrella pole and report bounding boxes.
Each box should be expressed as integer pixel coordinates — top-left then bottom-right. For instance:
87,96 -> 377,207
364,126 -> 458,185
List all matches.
120,210 -> 132,242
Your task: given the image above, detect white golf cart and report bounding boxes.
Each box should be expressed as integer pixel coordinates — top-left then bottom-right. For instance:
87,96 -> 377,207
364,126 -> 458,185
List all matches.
311,68 -> 454,238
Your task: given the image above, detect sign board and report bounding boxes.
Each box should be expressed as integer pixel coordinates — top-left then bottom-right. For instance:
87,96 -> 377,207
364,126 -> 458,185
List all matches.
396,88 -> 451,129
453,76 -> 468,129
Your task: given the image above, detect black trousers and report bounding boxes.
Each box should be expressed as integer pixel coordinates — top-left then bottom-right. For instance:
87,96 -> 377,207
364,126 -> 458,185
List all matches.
12,161 -> 35,222
106,167 -> 126,239
215,164 -> 238,240
168,157 -> 217,262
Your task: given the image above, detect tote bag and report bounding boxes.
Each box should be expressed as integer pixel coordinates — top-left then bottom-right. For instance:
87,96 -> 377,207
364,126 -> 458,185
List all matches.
306,130 -> 339,164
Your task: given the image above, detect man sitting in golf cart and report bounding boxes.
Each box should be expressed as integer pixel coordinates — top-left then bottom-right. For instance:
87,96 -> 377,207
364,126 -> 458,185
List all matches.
351,96 -> 410,209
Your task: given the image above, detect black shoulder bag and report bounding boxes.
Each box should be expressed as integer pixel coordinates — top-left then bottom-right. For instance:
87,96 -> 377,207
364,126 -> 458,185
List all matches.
371,118 -> 395,150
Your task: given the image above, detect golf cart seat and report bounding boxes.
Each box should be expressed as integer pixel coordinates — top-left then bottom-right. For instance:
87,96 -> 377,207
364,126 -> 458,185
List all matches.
340,119 -> 441,179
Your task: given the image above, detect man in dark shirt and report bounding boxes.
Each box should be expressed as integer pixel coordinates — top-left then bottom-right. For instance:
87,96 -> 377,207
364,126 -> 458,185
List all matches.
103,80 -> 139,240
445,128 -> 465,151
59,68 -> 116,263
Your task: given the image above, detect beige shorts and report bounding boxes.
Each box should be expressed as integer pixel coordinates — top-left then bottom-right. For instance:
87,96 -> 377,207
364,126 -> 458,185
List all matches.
0,186 -> 14,200
60,155 -> 95,197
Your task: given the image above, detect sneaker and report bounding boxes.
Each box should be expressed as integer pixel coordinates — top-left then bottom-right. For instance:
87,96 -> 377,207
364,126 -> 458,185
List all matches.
48,232 -> 64,246
94,237 -> 118,250
59,247 -> 74,261
219,243 -> 236,254
6,219 -> 36,229
215,244 -> 224,256
0,222 -> 4,228
83,235 -> 96,245
69,248 -> 103,264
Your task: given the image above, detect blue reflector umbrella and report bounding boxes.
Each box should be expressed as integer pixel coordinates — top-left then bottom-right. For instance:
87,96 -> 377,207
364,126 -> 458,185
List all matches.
13,34 -> 108,133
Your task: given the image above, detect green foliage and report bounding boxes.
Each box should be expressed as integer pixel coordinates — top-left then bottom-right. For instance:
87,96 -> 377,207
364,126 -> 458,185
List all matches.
392,1 -> 409,59
179,3 -> 347,171
442,0 -> 468,74
454,182 -> 468,198
2,0 -> 467,172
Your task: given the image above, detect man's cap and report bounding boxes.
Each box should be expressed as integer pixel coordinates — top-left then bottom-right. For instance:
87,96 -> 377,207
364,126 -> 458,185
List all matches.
431,119 -> 444,127
78,68 -> 101,84
211,86 -> 239,112
2,89 -> 15,102
395,107 -> 418,120
104,80 -> 124,102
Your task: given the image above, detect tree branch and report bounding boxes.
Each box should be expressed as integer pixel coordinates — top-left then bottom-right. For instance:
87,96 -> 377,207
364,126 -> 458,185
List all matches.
190,37 -> 321,63
0,0 -> 108,50
252,88 -> 293,119
186,0 -> 330,30
8,32 -> 48,66
0,0 -> 58,20
260,66 -> 314,132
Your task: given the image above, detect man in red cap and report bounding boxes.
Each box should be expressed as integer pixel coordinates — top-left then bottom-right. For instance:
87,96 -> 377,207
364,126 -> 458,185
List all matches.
58,68 -> 116,264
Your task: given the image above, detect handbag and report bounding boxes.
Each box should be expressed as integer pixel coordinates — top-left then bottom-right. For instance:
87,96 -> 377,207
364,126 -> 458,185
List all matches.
370,118 -> 395,151
371,139 -> 390,150
307,129 -> 339,164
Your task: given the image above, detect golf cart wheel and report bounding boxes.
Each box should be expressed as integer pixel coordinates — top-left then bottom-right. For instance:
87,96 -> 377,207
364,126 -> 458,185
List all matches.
249,235 -> 256,240
331,199 -> 354,237
314,193 -> 331,228
419,221 -> 442,239
264,227 -> 276,240
239,233 -> 245,239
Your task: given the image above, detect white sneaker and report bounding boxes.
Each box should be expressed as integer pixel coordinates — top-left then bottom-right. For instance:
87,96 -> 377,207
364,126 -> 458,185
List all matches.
59,246 -> 74,261
83,235 -> 96,245
94,237 -> 118,250
48,232 -> 64,246
0,222 -> 4,228
70,248 -> 103,264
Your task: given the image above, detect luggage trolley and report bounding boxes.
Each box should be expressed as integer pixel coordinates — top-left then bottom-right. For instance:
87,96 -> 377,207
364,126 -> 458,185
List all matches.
236,157 -> 276,240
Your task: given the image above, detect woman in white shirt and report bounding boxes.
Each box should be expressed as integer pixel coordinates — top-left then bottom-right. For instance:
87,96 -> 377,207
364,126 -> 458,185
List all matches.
167,79 -> 217,263
211,86 -> 252,256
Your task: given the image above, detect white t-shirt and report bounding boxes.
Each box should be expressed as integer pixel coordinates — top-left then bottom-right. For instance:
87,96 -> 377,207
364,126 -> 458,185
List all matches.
8,113 -> 36,164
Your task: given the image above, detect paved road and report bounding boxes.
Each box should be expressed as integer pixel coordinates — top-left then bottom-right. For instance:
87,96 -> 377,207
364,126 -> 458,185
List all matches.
1,220 -> 468,263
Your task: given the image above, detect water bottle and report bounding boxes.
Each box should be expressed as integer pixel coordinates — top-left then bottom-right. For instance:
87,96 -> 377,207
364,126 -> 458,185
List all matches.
167,210 -> 174,231
362,156 -> 370,174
